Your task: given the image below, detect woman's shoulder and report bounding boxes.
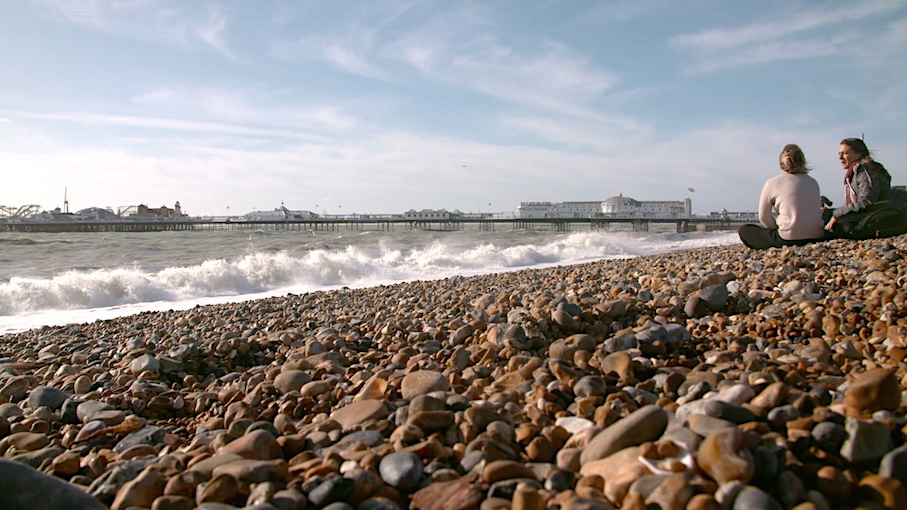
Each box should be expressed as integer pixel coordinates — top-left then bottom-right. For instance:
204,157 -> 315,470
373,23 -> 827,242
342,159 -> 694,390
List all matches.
774,172 -> 819,184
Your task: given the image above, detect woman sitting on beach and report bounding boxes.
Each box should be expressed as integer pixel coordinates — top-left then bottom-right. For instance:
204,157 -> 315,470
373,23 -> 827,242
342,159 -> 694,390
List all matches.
738,144 -> 826,250
824,137 -> 907,239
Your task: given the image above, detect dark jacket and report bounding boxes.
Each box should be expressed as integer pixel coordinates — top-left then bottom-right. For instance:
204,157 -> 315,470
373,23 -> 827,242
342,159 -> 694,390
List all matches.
832,161 -> 892,218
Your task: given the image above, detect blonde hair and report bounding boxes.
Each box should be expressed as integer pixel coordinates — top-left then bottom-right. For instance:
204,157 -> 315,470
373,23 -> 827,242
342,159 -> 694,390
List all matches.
780,144 -> 810,174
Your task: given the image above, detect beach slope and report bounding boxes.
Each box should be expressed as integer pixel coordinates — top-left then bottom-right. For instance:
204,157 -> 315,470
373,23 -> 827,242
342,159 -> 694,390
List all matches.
1,237 -> 905,509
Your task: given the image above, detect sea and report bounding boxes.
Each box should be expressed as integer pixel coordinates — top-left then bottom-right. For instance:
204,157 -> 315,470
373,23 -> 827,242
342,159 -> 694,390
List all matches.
0,225 -> 740,335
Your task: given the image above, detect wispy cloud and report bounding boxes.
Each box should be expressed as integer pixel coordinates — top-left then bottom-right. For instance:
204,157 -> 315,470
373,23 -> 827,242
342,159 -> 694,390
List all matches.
5,110 -> 326,141
127,87 -> 359,132
36,0 -> 238,60
672,1 -> 903,73
270,33 -> 389,81
390,27 -> 617,119
497,113 -> 651,153
195,5 -> 236,61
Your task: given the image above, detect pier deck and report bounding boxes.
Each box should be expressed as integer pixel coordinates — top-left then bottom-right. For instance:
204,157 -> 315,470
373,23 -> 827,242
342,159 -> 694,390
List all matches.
0,217 -> 741,233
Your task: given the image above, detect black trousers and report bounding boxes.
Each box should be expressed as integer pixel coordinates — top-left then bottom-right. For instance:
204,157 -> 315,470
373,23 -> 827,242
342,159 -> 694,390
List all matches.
738,224 -> 827,250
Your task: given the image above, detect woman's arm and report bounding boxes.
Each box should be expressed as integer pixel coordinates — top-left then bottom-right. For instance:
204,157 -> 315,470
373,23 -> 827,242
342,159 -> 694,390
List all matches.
833,165 -> 882,217
758,180 -> 777,229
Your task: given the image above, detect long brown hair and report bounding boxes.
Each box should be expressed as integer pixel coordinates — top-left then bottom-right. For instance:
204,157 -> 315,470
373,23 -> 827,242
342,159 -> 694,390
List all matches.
780,144 -> 810,174
841,137 -> 891,182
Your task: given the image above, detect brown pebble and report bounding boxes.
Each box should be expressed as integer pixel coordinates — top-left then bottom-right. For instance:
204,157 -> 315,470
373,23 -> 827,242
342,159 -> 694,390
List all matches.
196,473 -> 240,505
512,482 -> 545,510
859,474 -> 907,510
844,368 -> 901,415
111,467 -> 167,510
151,495 -> 196,510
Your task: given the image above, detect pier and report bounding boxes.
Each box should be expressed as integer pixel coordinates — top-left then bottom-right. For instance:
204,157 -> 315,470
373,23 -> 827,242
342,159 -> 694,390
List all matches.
0,217 -> 741,234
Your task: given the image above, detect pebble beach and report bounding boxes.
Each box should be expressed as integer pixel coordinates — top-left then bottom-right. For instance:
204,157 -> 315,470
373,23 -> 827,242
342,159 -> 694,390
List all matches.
1,236 -> 906,510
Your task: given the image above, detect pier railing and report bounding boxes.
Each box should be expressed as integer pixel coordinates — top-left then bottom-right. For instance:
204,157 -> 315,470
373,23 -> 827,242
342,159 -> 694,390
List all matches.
0,217 -> 742,233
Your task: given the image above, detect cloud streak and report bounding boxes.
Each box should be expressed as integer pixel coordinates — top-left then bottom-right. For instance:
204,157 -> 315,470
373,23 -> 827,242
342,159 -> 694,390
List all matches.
672,0 -> 903,73
36,0 -> 238,59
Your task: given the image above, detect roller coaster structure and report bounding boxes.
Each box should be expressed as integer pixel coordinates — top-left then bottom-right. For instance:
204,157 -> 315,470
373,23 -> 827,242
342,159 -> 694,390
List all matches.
0,205 -> 41,220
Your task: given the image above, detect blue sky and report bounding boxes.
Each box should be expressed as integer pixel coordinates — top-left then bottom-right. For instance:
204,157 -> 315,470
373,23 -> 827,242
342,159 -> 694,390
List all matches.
1,0 -> 905,217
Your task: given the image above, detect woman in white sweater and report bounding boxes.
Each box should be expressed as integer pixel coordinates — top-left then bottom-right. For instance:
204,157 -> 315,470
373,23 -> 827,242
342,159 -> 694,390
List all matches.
738,144 -> 827,249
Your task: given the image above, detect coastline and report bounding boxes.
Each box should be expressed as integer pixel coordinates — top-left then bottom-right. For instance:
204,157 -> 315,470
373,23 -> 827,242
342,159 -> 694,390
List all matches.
1,237 -> 905,508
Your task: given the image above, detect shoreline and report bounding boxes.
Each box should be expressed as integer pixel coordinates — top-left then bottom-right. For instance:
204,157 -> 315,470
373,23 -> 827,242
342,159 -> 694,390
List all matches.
1,237 -> 905,509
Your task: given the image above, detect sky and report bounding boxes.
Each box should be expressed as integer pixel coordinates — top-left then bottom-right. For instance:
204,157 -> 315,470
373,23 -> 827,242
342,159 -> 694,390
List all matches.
1,0 -> 906,218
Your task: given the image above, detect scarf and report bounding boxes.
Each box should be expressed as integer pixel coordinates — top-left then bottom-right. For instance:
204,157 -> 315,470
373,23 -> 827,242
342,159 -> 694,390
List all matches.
844,161 -> 872,206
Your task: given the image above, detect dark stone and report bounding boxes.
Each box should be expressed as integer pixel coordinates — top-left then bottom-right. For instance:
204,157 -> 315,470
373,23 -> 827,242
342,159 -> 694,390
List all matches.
27,385 -> 69,410
379,451 -> 424,493
0,459 -> 106,509
306,474 -> 354,507
112,426 -> 165,453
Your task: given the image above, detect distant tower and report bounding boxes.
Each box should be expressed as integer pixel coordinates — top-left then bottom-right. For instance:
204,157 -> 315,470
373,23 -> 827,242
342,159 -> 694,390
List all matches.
174,201 -> 182,215
63,187 -> 69,213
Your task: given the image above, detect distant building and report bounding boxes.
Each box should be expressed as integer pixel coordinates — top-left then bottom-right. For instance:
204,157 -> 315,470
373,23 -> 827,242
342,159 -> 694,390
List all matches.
516,196 -> 692,219
516,201 -> 604,219
122,201 -> 186,219
74,207 -> 119,221
244,206 -> 317,221
707,210 -> 757,222
404,209 -> 452,220
601,195 -> 692,218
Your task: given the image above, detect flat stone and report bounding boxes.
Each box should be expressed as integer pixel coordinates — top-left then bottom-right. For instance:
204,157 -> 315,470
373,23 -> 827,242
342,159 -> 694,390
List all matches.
273,370 -> 312,393
217,429 -> 282,460
330,399 -> 389,430
113,426 -> 166,453
580,405 -> 668,464
3,431 -> 50,452
483,460 -> 537,484
77,400 -> 115,423
410,473 -> 484,510
674,399 -> 755,425
212,459 -> 289,485
188,454 -> 245,478
401,370 -> 449,400
131,354 -> 160,374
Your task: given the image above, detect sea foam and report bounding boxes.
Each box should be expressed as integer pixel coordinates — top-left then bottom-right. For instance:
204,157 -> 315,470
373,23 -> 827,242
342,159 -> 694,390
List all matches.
0,230 -> 739,333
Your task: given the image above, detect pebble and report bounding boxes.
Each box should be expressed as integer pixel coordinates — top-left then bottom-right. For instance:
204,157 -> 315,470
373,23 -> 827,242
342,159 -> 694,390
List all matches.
580,405 -> 668,464
26,385 -> 69,410
0,458 -> 108,509
379,451 -> 424,493
697,428 -> 754,485
0,236 -> 906,510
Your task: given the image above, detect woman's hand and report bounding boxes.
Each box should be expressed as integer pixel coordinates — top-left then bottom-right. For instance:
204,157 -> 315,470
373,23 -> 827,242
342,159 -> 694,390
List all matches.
825,216 -> 837,231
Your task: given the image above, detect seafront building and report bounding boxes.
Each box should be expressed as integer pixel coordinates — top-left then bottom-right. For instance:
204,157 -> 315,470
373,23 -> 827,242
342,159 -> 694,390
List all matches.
243,206 -> 317,221
516,195 -> 694,219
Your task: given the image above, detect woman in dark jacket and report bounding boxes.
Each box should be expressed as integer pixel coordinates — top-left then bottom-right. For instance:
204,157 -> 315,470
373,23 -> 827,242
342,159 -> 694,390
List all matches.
824,137 -> 893,233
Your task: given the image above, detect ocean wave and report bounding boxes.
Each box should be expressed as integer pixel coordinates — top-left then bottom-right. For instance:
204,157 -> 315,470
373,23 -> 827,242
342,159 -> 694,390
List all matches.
0,230 -> 739,318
